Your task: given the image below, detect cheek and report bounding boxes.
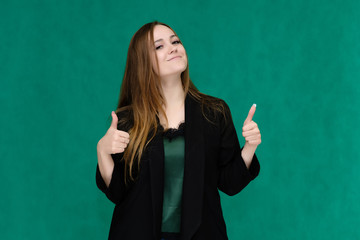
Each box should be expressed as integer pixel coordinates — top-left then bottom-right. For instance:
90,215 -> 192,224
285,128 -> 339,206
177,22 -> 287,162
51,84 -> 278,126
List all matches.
180,46 -> 186,55
182,51 -> 188,67
181,47 -> 188,63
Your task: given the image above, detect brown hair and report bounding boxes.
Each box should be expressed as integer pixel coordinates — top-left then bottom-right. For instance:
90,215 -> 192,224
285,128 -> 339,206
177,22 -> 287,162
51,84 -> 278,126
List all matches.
115,21 -> 225,181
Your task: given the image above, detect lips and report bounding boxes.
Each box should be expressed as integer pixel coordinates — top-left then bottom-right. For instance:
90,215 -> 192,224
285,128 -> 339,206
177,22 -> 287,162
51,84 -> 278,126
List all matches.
167,56 -> 181,61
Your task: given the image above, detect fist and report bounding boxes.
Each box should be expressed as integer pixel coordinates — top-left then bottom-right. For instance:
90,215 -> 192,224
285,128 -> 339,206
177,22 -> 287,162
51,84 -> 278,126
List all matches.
242,104 -> 261,146
97,111 -> 130,155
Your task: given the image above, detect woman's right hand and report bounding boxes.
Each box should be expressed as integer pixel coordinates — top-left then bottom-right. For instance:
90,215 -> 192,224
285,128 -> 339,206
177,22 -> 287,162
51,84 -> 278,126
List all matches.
97,111 -> 130,155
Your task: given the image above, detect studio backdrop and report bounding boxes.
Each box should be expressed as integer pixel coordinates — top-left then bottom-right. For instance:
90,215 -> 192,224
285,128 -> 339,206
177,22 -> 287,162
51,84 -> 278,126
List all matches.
1,0 -> 359,239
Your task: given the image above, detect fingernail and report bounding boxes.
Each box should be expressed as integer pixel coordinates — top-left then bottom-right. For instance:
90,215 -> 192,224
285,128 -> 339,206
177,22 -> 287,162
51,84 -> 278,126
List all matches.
253,103 -> 257,107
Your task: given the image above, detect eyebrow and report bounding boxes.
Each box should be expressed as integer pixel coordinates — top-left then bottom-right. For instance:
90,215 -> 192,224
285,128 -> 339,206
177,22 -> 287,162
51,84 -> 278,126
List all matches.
154,35 -> 178,43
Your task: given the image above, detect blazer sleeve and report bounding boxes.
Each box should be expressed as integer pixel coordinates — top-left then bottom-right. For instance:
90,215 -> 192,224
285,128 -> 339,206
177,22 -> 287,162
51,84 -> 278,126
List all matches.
217,101 -> 260,196
95,111 -> 132,205
96,153 -> 128,204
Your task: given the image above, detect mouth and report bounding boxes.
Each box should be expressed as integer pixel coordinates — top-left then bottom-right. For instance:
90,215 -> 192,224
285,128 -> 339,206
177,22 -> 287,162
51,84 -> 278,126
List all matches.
167,56 -> 181,61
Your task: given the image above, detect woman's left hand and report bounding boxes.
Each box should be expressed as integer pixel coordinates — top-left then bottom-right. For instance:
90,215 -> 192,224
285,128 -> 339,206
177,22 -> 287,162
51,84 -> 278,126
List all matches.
241,104 -> 261,167
242,104 -> 262,147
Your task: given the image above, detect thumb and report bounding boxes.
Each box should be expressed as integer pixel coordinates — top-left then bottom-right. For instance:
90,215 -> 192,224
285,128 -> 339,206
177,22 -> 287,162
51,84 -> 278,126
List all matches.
244,104 -> 256,125
110,111 -> 118,129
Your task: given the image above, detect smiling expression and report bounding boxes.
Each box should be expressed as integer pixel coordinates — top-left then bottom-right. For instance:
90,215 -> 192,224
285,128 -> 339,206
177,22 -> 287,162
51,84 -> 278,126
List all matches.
152,25 -> 188,79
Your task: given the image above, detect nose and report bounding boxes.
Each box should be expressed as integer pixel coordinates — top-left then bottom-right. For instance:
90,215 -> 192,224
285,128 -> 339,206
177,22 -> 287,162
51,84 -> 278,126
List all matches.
168,44 -> 178,54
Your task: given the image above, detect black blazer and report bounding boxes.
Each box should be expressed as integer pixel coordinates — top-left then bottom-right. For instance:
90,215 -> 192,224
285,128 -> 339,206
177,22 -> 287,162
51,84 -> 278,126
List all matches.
96,94 -> 260,240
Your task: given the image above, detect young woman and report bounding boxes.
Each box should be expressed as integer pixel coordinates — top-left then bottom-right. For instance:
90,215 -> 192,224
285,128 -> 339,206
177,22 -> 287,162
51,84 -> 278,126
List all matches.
96,21 -> 261,240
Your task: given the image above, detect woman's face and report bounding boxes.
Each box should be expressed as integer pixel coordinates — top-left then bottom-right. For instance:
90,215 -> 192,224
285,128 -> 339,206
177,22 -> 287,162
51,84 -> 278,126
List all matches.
151,25 -> 188,79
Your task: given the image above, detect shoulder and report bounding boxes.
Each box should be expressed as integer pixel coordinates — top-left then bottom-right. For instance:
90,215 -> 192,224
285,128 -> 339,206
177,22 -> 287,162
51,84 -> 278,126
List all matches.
187,93 -> 232,125
188,92 -> 229,109
115,106 -> 133,132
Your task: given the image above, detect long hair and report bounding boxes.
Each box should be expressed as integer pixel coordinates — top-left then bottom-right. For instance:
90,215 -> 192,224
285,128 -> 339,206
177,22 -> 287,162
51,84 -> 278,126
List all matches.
116,21 -> 225,181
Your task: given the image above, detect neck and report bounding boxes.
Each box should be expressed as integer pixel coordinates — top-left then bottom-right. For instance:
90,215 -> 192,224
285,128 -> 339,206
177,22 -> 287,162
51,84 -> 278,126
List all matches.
161,75 -> 185,108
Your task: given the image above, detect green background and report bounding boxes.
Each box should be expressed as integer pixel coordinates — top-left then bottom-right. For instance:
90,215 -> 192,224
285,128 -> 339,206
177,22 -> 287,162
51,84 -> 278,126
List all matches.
1,0 -> 359,239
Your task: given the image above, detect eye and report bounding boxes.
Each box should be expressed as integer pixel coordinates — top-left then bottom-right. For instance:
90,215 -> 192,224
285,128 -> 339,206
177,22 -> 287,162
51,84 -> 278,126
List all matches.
172,40 -> 181,44
155,45 -> 163,50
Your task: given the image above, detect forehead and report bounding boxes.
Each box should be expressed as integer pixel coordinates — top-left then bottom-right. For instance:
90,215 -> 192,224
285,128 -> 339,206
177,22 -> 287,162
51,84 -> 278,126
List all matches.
153,25 -> 176,40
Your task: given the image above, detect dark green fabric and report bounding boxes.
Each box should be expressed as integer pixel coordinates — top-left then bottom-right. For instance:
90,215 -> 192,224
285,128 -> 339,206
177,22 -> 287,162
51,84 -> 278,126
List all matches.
161,135 -> 185,233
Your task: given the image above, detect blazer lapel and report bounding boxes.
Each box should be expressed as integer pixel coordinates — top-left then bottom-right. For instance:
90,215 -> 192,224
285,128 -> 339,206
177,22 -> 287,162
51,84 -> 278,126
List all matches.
182,94 -> 205,239
149,130 -> 165,239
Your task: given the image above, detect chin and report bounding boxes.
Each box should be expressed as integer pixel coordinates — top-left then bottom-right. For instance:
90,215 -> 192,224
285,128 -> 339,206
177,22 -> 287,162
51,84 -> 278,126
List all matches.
161,65 -> 187,76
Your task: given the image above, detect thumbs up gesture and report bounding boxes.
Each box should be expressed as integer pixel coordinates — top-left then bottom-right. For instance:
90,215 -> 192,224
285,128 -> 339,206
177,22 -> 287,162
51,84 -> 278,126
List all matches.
242,104 -> 261,147
97,111 -> 130,155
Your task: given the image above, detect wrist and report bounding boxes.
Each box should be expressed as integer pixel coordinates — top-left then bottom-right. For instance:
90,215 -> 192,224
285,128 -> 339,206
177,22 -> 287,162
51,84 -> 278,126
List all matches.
97,139 -> 107,155
241,143 -> 257,168
243,142 -> 258,151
